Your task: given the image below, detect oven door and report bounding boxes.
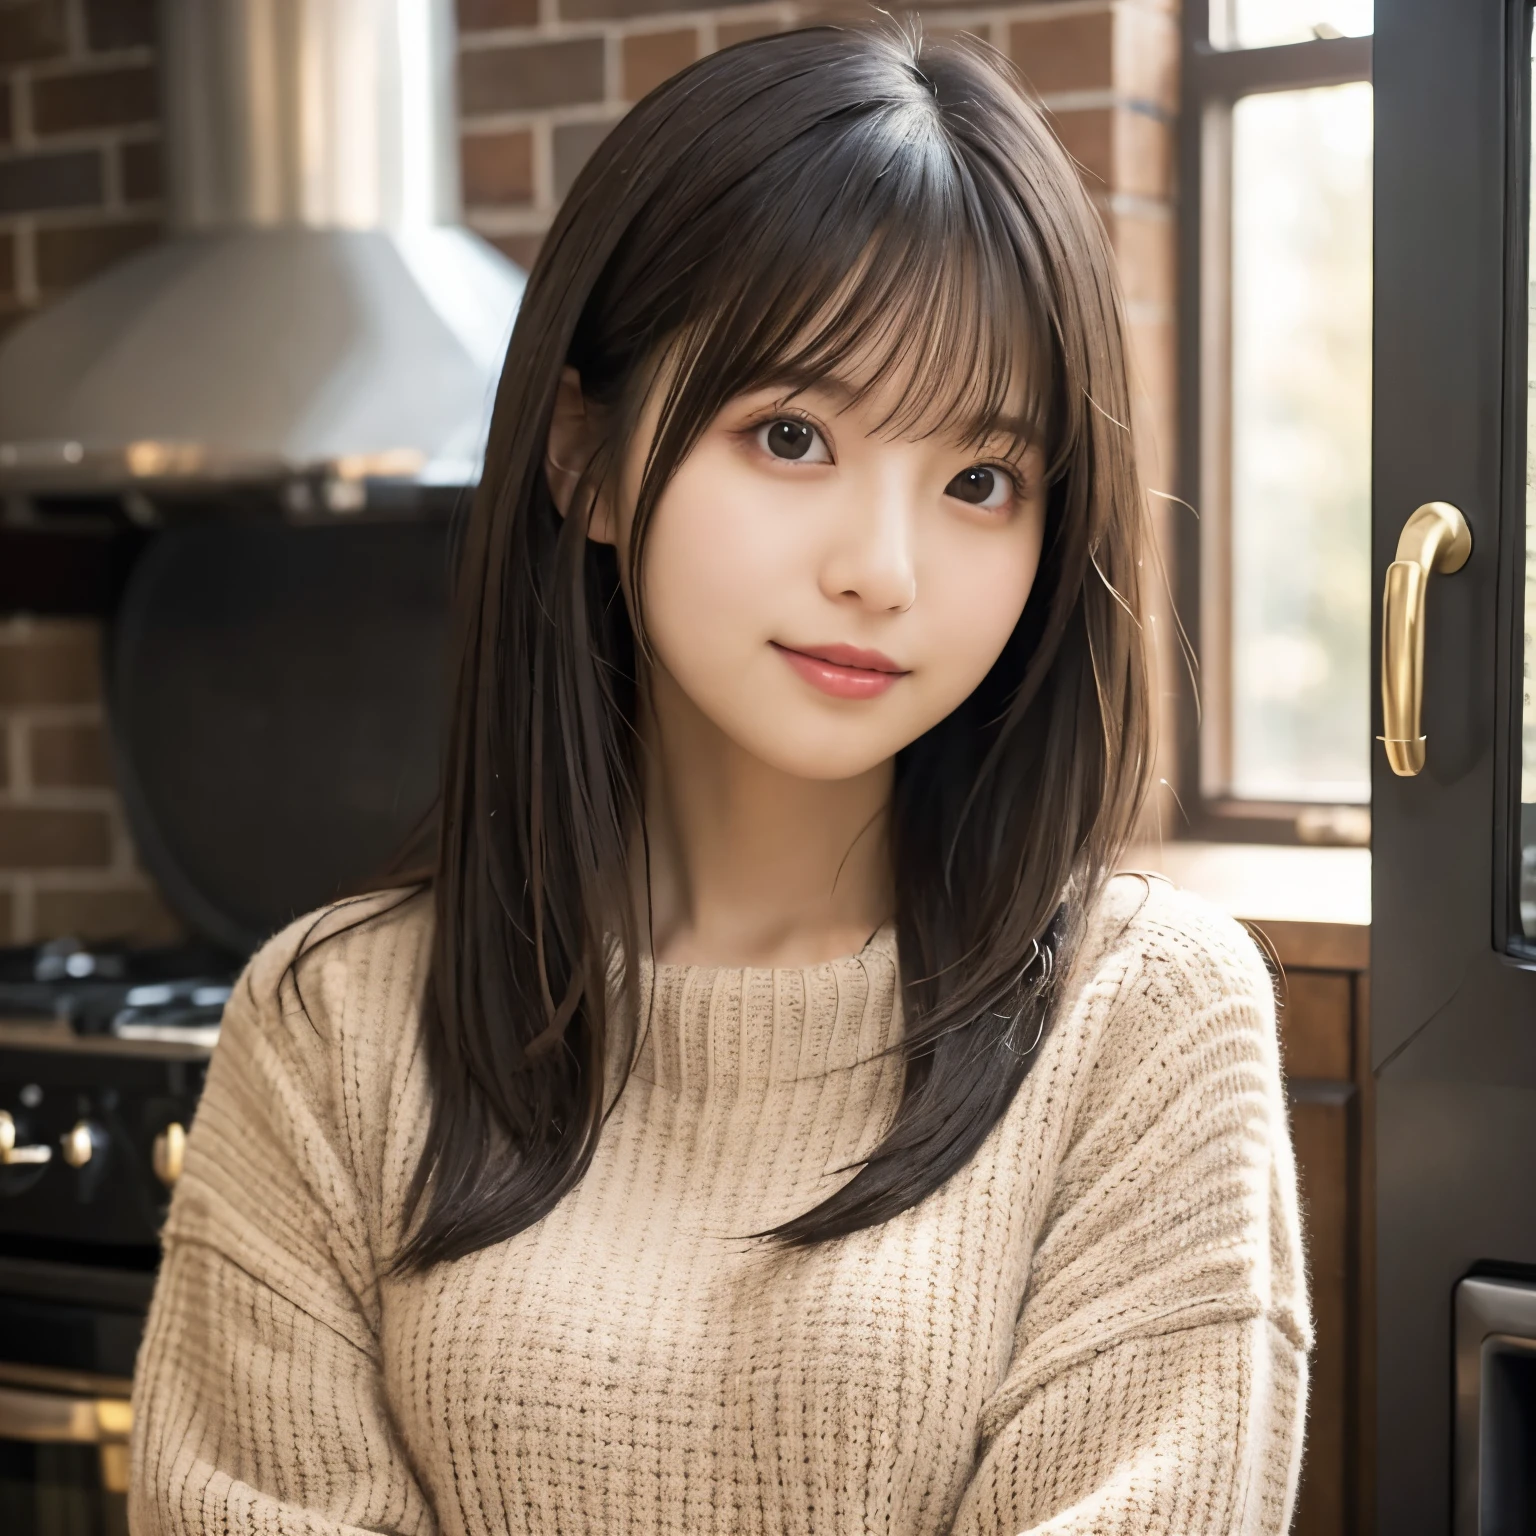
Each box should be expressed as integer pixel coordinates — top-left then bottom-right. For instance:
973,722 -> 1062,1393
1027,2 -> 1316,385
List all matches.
0,1256 -> 153,1536
0,1366 -> 131,1536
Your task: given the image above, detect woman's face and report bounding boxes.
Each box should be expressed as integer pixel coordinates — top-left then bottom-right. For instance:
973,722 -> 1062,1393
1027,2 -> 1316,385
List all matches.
561,365 -> 1049,782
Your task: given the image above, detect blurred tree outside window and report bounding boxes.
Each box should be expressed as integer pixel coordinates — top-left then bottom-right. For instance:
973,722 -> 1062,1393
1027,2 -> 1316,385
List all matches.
1179,4 -> 1373,840
1230,83 -> 1373,802
1224,0 -> 1372,48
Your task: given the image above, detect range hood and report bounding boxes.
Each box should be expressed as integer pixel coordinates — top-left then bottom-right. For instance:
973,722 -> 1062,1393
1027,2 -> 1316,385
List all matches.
0,0 -> 523,501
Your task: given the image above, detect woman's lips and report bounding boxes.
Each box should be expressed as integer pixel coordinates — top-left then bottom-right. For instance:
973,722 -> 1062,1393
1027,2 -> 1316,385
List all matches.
770,641 -> 909,700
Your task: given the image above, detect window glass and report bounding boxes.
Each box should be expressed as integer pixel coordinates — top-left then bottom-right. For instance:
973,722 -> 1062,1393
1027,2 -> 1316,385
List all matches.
1228,82 -> 1373,802
1224,0 -> 1372,48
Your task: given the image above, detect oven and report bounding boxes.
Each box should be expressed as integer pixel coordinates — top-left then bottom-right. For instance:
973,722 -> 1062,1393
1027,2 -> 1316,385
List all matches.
0,511 -> 449,1530
0,1038 -> 205,1536
0,1273 -> 143,1536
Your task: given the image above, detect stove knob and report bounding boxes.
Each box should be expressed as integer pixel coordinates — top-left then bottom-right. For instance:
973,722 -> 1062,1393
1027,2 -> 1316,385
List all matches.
0,1110 -> 52,1166
60,1120 -> 104,1168
152,1122 -> 185,1188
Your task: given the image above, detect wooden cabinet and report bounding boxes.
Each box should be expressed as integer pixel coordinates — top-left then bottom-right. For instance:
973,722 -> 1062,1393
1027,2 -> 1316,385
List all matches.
1248,919 -> 1372,1536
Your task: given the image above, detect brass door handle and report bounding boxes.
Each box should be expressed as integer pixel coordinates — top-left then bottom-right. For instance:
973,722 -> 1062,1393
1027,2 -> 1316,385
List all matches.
1380,501 -> 1472,775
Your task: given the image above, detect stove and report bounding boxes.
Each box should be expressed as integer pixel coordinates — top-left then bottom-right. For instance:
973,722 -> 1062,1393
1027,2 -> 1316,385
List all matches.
0,942 -> 225,1536
0,936 -> 237,1244
0,515 -> 449,1534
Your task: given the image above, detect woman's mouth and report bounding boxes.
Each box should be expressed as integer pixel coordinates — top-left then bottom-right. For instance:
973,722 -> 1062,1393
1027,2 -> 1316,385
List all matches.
770,641 -> 910,700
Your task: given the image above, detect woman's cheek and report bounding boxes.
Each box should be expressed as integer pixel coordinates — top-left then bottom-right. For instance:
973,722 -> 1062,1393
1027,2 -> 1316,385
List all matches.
920,527 -> 1042,698
639,457 -> 786,664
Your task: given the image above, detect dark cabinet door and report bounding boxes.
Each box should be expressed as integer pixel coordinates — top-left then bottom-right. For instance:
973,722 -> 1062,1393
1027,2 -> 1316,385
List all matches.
1372,1 -> 1536,1530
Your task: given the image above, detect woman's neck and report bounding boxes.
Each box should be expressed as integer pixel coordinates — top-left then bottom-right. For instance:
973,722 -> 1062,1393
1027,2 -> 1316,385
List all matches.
635,665 -> 894,968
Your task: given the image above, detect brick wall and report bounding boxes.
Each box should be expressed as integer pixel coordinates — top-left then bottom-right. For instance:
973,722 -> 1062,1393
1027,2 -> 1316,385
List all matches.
0,0 -> 173,945
457,0 -> 1178,474
0,0 -> 1177,946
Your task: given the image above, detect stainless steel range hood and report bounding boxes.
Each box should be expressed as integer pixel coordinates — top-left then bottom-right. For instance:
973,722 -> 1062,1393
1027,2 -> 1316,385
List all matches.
0,0 -> 523,498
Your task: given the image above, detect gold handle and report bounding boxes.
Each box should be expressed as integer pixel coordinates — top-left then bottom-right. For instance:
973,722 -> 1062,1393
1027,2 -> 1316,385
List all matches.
0,1383 -> 131,1443
1380,501 -> 1472,775
0,1109 -> 52,1166
61,1120 -> 101,1168
153,1121 -> 186,1187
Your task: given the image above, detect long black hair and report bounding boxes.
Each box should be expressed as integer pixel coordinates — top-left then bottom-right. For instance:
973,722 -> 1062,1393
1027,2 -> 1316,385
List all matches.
390,22 -> 1154,1273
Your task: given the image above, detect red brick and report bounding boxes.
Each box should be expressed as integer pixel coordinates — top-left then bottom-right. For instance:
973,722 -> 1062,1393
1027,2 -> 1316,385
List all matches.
717,18 -> 784,48
553,118 -> 616,201
0,303 -> 30,342
34,886 -> 184,944
919,22 -> 993,48
1116,108 -> 1172,198
32,65 -> 159,136
560,0 -> 700,21
457,0 -> 539,31
1010,8 -> 1112,98
0,622 -> 102,707
0,1 -> 68,66
30,721 -> 112,788
491,231 -> 544,271
461,128 -> 535,206
1117,5 -> 1178,112
84,0 -> 154,50
621,28 -> 698,101
460,38 -> 605,114
0,151 -> 103,215
36,219 -> 160,291
121,138 -> 161,202
1109,208 -> 1173,307
0,809 -> 113,870
1051,106 -> 1112,188
1127,313 -> 1175,483
1050,105 -> 1170,198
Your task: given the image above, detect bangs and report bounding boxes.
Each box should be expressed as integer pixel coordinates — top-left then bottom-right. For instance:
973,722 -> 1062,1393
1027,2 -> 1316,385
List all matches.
632,92 -> 1060,485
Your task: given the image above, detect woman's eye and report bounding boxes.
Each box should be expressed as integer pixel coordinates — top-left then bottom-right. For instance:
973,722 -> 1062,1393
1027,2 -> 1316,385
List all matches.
756,418 -> 830,463
944,464 -> 1014,510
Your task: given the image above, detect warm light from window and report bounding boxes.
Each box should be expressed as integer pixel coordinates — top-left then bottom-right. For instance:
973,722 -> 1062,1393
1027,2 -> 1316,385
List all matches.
1229,81 -> 1373,803
1224,0 -> 1372,49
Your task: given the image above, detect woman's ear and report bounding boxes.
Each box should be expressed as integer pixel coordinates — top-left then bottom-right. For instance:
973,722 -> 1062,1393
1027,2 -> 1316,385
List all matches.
545,366 -> 617,545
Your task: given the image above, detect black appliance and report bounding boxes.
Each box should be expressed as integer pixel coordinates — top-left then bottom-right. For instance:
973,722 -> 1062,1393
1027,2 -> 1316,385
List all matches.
0,518 -> 449,1534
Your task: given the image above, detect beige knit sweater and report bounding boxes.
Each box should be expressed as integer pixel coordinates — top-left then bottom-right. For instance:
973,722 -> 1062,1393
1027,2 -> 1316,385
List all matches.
129,874 -> 1311,1536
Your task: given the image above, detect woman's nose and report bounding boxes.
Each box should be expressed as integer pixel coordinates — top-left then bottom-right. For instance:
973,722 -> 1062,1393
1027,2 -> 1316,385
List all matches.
819,488 -> 917,613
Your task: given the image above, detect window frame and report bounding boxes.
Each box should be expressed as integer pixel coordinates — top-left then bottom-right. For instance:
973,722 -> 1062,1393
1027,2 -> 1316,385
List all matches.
1174,2 -> 1373,843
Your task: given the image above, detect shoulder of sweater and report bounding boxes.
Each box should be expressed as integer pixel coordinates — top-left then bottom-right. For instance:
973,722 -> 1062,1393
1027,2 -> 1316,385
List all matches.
1058,872 -> 1280,1080
1078,871 -> 1276,1007
230,885 -> 434,1058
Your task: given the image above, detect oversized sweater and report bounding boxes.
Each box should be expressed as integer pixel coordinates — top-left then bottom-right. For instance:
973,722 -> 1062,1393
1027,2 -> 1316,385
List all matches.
129,873 -> 1311,1536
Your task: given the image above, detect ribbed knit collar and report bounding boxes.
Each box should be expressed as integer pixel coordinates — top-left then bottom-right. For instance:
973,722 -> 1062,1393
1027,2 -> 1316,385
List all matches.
611,924 -> 903,1101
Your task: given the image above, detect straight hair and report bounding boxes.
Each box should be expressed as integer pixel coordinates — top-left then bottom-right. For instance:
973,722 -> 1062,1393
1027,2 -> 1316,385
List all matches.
389,22 -> 1154,1273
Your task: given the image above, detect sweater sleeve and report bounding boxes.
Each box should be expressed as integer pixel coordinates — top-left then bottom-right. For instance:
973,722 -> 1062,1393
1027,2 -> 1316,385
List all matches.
128,909 -> 437,1536
947,888 -> 1313,1536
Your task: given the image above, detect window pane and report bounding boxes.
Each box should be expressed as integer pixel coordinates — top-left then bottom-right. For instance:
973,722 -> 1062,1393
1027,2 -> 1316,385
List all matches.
1229,82 -> 1373,802
1224,0 -> 1372,49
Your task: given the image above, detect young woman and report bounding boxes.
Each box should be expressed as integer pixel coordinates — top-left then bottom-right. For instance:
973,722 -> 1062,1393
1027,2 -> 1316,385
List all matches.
131,24 -> 1310,1535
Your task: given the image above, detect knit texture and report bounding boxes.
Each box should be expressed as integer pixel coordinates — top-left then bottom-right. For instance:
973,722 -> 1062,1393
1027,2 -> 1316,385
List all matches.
129,874 -> 1311,1535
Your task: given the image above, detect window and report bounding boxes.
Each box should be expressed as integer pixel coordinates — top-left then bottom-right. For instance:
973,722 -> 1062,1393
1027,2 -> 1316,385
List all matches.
1177,2 -> 1374,842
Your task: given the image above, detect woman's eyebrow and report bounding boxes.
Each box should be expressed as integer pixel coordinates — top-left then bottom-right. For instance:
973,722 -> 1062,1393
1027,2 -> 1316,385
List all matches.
756,372 -> 1036,443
